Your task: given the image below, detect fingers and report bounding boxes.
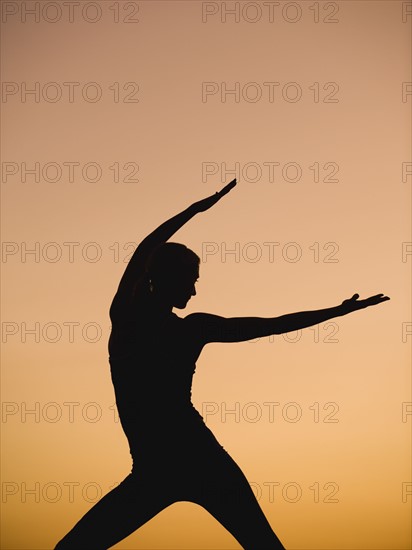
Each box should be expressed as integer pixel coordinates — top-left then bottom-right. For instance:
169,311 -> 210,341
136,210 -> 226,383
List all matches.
375,294 -> 390,302
218,178 -> 237,196
343,293 -> 390,310
363,294 -> 390,307
369,293 -> 390,301
351,293 -> 390,302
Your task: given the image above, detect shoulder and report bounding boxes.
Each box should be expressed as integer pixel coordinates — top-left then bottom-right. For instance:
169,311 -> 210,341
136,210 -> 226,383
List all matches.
183,312 -> 223,325
183,312 -> 227,342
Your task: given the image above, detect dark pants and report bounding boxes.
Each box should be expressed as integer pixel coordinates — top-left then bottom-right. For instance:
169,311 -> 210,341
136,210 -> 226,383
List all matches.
54,430 -> 285,550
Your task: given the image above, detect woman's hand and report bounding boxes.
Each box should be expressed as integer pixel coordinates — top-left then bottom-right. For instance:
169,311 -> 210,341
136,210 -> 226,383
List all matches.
191,179 -> 237,213
340,293 -> 390,314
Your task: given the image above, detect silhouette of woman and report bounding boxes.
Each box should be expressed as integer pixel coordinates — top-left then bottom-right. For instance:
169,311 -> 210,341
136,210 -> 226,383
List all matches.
55,179 -> 389,549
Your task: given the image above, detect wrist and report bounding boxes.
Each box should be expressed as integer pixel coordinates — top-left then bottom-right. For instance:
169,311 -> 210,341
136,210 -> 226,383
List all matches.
187,203 -> 199,215
335,303 -> 347,317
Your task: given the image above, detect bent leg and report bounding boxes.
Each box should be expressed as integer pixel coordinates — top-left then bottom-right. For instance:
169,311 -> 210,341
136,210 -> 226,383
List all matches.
54,473 -> 174,550
193,450 -> 286,550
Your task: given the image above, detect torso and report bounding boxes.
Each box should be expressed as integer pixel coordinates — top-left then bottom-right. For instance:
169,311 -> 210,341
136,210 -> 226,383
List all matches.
108,298 -> 209,458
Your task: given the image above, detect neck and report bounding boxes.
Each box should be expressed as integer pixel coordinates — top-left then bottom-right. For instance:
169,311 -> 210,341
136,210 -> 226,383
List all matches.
149,292 -> 173,316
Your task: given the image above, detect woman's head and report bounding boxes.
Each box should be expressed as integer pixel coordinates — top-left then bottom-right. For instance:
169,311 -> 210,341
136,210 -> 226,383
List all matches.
145,242 -> 200,309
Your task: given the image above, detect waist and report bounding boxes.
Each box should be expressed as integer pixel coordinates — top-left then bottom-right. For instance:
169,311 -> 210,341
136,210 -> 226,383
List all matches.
116,399 -> 203,424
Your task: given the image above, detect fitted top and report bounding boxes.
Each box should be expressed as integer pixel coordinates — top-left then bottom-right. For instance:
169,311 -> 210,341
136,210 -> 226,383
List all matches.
108,299 -> 206,453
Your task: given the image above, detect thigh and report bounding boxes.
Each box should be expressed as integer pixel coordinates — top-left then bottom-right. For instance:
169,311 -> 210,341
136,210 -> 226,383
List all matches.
55,473 -> 175,550
192,449 -> 286,550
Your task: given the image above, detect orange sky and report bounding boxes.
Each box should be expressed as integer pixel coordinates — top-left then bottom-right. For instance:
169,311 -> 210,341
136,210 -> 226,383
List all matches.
1,1 -> 411,549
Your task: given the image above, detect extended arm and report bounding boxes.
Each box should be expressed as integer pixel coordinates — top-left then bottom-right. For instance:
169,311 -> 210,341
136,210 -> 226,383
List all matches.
187,293 -> 390,344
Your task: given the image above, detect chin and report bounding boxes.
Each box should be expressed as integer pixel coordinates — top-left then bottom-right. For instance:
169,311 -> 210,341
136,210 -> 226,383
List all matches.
174,299 -> 189,309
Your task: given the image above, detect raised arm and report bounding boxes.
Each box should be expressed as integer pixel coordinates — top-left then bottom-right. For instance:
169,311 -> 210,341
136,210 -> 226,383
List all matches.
110,180 -> 237,316
116,178 -> 236,291
115,204 -> 196,292
186,293 -> 390,344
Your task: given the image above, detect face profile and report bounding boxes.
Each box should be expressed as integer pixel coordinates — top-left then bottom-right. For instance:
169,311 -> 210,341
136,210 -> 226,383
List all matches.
171,278 -> 197,308
145,242 -> 200,310
153,274 -> 198,309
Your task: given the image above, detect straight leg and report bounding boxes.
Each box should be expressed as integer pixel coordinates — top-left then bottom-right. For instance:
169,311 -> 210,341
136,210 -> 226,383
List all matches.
54,472 -> 174,550
191,448 -> 286,550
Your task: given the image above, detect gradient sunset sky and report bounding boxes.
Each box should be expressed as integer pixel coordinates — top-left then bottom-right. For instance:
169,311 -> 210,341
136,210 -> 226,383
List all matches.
1,1 -> 411,548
